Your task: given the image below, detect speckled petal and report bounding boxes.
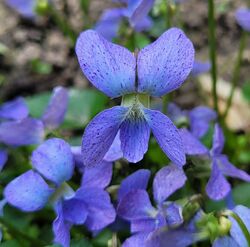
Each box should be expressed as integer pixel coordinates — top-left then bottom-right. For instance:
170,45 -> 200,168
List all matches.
31,138 -> 74,185
144,109 -> 186,167
76,30 -> 136,98
153,165 -> 186,204
4,170 -> 53,212
137,28 -> 194,97
81,106 -> 128,166
0,97 -> 29,120
235,8 -> 250,32
42,87 -> 69,130
0,118 -> 44,146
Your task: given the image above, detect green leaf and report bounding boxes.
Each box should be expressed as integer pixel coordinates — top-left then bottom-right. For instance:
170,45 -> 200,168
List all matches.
242,81 -> 250,103
30,59 -> 53,75
0,240 -> 20,247
134,33 -> 151,49
233,183 -> 250,207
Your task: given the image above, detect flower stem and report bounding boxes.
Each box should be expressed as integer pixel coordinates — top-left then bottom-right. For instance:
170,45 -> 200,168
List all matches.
208,0 -> 219,113
222,31 -> 248,119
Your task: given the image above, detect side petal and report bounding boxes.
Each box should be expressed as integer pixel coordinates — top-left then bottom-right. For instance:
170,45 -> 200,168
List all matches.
0,118 -> 44,146
117,190 -> 156,221
191,60 -> 211,77
118,169 -> 151,202
81,161 -> 113,189
189,106 -> 217,138
31,138 -> 74,185
82,106 -> 128,166
217,155 -> 250,182
75,187 -> 116,231
137,28 -> 194,97
104,132 -> 123,162
120,115 -> 150,163
53,202 -> 71,247
235,8 -> 250,32
4,170 -> 53,212
179,128 -> 208,155
206,159 -> 230,200
42,87 -> 69,130
211,124 -> 224,156
75,30 -> 136,98
122,233 -> 150,247
0,97 -> 29,120
144,109 -> 186,167
153,164 -> 186,204
0,150 -> 8,171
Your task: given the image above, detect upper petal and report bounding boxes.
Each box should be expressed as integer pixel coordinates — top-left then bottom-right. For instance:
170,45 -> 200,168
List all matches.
120,114 -> 150,163
118,169 -> 151,201
153,164 -> 186,204
137,28 -> 194,97
42,86 -> 69,130
81,106 -> 128,166
189,106 -> 217,138
235,8 -> 250,32
0,149 -> 8,171
0,97 -> 29,121
4,170 -> 53,212
75,30 -> 136,98
206,159 -> 230,200
133,16 -> 153,32
144,109 -> 186,167
0,118 -> 44,146
211,124 -> 225,156
31,138 -> 74,185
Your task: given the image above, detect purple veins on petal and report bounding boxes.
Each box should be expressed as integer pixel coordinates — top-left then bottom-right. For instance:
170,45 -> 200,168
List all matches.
120,116 -> 150,163
81,106 -> 128,166
0,150 -> 8,171
4,170 -> 53,212
137,27 -> 195,97
5,0 -> 36,18
0,118 -> 44,146
235,8 -> 250,32
31,138 -> 74,185
118,169 -> 151,202
75,30 -> 136,98
0,97 -> 29,121
191,60 -> 211,77
42,86 -> 69,130
153,164 -> 186,204
144,108 -> 186,167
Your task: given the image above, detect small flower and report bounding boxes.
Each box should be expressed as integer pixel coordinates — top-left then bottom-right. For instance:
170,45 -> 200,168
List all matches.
76,28 -> 195,167
235,8 -> 250,32
117,165 -> 187,246
206,124 -> 250,200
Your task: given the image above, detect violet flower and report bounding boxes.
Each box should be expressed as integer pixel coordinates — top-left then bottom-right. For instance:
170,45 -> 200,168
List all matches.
76,28 -> 195,167
2,138 -> 116,247
191,60 -> 211,77
117,165 -> 187,246
206,124 -> 250,200
5,0 -> 36,18
95,0 -> 155,40
235,8 -> 250,32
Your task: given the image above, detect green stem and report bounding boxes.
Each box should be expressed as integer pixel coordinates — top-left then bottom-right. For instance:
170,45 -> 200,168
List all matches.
208,0 -> 219,113
165,0 -> 172,29
222,31 -> 247,119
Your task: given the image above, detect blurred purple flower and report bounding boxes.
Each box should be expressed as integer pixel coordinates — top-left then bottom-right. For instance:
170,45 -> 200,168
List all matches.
191,60 -> 211,77
3,138 -> 115,247
235,8 -> 250,32
5,0 -> 36,18
206,124 -> 250,200
76,28 -> 195,167
95,0 -> 154,40
117,165 -> 186,246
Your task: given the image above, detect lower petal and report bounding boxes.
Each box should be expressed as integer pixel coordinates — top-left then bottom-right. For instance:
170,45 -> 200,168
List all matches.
122,233 -> 150,247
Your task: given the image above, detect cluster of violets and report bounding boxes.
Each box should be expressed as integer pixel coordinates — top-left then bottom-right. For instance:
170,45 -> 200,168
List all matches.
1,0 -> 250,247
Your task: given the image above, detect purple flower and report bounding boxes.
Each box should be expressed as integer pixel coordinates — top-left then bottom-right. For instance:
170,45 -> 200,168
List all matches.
191,60 -> 211,77
5,0 -> 36,18
117,165 -> 187,246
206,124 -> 250,200
235,8 -> 250,32
76,28 -> 195,167
95,0 -> 154,40
3,138 -> 115,247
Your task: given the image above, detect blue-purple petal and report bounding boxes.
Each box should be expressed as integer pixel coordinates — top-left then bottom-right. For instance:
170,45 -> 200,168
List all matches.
31,138 -> 74,185
213,236 -> 240,247
134,16 -> 153,32
42,87 -> 69,130
191,60 -> 211,77
5,0 -> 36,18
235,8 -> 250,32
122,233 -> 150,247
153,164 -> 186,204
137,28 -> 194,97
144,109 -> 186,167
81,106 -> 128,166
211,124 -> 225,156
118,169 -> 151,202
4,170 -> 53,212
167,103 -> 186,123
0,97 -> 29,121
0,150 -> 8,171
104,132 -> 123,162
166,203 -> 183,227
76,30 -> 136,98
0,118 -> 44,146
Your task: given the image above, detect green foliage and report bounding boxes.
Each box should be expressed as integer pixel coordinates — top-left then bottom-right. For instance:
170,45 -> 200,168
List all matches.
242,80 -> 250,103
30,59 -> 53,75
233,183 -> 250,207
